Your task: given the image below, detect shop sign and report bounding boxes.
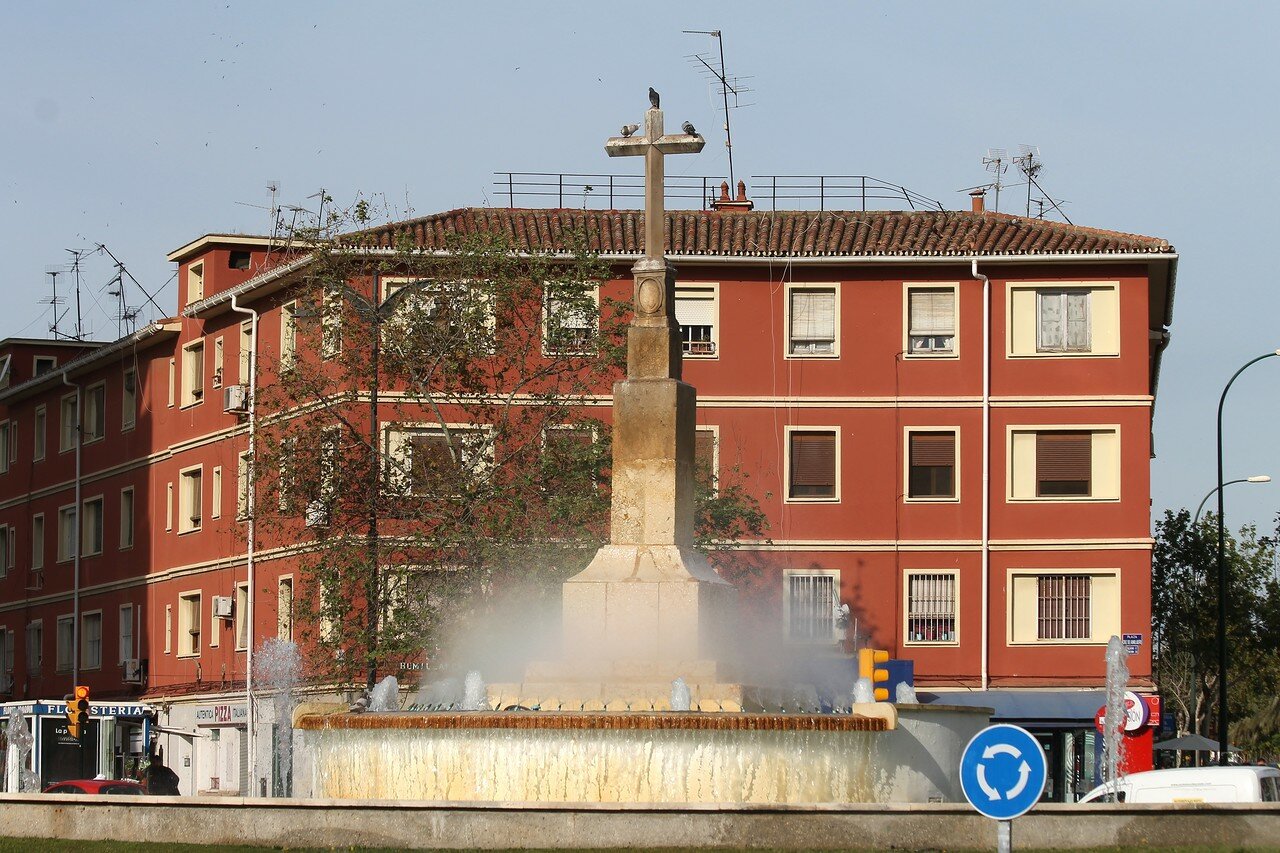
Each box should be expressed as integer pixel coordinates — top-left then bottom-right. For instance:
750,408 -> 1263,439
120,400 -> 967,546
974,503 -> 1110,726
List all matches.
195,704 -> 247,725
1094,691 -> 1152,733
34,702 -> 149,717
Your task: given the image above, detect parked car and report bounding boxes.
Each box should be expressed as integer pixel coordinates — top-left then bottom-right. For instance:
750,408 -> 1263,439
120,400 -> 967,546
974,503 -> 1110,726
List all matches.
1079,766 -> 1280,803
43,779 -> 145,795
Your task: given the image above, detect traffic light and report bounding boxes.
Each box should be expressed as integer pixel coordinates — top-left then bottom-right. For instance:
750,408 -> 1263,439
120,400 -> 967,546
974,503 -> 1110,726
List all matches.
858,648 -> 890,701
65,685 -> 90,740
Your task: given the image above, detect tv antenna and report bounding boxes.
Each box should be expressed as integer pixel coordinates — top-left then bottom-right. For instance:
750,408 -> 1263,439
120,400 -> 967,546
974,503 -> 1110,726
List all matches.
684,29 -> 753,192
66,248 -> 86,340
45,266 -> 66,339
982,148 -> 1008,213
1013,144 -> 1073,224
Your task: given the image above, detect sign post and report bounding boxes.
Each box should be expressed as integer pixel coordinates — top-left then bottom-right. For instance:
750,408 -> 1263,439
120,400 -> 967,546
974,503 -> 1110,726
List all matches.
960,724 -> 1048,853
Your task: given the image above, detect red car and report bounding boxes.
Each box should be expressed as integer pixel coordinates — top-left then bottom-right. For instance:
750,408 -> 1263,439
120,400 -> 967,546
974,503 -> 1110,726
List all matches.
43,779 -> 145,795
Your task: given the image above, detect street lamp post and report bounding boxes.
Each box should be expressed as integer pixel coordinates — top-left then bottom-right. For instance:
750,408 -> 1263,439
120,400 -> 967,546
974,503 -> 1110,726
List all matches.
1214,350 -> 1280,764
1194,476 -> 1271,525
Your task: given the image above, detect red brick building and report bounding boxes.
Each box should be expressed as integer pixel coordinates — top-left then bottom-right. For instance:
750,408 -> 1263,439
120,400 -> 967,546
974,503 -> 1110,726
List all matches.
0,200 -> 1176,800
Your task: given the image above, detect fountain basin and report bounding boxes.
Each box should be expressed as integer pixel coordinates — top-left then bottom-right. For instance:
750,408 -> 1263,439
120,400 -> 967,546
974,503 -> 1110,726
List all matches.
294,705 -> 990,804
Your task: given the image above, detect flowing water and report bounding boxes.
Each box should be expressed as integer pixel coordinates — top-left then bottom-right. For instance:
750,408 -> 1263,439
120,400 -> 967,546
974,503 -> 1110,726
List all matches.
367,676 -> 401,712
670,677 -> 692,712
255,638 -> 302,796
1102,635 -> 1130,799
461,671 -> 487,711
5,707 -> 38,792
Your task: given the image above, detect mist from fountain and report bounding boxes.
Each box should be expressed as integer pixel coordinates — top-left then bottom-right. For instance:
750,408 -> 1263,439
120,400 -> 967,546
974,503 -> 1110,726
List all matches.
461,671 -> 487,711
1102,635 -> 1130,800
368,676 -> 401,712
255,638 -> 302,796
5,707 -> 38,793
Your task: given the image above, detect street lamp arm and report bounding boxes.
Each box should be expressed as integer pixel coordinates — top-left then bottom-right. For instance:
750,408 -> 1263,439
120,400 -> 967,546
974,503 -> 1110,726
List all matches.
1194,477 -> 1270,525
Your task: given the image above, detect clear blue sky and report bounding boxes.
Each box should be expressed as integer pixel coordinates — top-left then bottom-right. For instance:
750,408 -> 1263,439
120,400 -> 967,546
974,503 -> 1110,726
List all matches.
3,1 -> 1277,531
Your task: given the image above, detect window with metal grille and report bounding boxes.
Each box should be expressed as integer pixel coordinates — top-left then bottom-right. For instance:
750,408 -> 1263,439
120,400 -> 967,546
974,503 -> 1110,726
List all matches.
788,287 -> 837,355
908,431 -> 955,498
676,287 -> 717,356
906,572 -> 957,643
788,430 -> 837,499
1037,574 -> 1092,640
1037,289 -> 1090,352
1036,431 -> 1091,496
785,571 -> 839,642
907,287 -> 956,354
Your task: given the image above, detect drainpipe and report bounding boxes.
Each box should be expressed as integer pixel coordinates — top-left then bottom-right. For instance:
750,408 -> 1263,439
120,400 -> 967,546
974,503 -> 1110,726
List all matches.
970,259 -> 991,691
230,294 -> 258,791
61,373 -> 82,688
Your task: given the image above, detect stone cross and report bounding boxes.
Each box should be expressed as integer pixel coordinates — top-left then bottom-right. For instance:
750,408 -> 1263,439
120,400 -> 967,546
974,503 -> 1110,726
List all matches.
605,94 -> 704,261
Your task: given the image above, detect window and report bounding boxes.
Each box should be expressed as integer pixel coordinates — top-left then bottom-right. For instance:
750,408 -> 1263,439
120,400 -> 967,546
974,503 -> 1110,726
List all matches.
26,621 -> 42,674
382,278 -> 496,345
905,572 -> 957,644
57,505 -> 77,562
783,570 -> 842,643
165,482 -> 173,531
34,356 -> 57,376
118,604 -> 134,664
31,514 -> 44,571
178,592 -> 201,656
229,250 -> 251,270
167,358 -> 175,407
1009,570 -> 1119,644
384,424 -> 493,496
321,286 -> 342,358
1008,426 -> 1120,501
212,337 -> 225,388
543,283 -> 597,354
280,301 -> 297,369
1,627 -> 13,678
211,466 -> 222,519
277,577 -> 294,641
164,605 -> 172,655
34,405 -> 46,460
694,427 -> 718,493
182,340 -> 205,406
786,285 -> 838,356
235,582 -> 249,650
81,496 -> 104,556
179,467 -> 203,532
676,285 -> 718,356
56,615 -> 74,672
786,428 -> 838,501
0,421 -> 11,473
81,611 -> 102,670
84,383 -> 106,441
906,286 -> 956,355
0,525 -> 10,576
237,452 -> 251,520
60,393 -> 78,451
119,487 -> 134,549
907,430 -> 956,500
122,369 -> 137,430
239,321 -> 253,383
2,525 -> 13,575
1007,282 -> 1119,357
187,262 -> 204,303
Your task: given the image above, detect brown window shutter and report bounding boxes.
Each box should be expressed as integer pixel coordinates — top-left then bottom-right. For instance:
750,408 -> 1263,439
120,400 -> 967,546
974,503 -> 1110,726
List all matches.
790,431 -> 836,487
1036,432 -> 1091,480
910,433 -> 955,467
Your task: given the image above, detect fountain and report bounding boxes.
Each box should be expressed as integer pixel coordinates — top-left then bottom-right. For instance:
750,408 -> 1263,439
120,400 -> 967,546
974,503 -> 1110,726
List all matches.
1102,635 -> 1130,798
255,638 -> 302,795
5,707 -> 39,793
293,92 -> 990,804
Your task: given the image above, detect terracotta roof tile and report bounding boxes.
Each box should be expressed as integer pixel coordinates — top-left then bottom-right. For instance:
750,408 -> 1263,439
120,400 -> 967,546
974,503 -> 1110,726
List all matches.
345,208 -> 1174,258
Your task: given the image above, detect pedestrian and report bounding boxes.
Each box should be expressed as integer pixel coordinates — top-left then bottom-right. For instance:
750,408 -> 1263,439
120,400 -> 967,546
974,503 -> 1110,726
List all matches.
145,757 -> 180,795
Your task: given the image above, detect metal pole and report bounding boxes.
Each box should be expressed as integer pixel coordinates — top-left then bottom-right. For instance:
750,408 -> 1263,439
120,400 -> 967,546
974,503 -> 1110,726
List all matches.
367,280 -> 382,693
1215,350 -> 1279,764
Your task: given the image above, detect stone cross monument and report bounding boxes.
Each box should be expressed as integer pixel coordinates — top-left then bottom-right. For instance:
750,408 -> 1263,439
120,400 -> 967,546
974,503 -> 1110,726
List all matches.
518,91 -> 740,708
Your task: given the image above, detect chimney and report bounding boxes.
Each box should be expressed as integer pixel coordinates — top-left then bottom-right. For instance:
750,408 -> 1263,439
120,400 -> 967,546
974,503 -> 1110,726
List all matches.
969,188 -> 986,213
712,179 -> 755,212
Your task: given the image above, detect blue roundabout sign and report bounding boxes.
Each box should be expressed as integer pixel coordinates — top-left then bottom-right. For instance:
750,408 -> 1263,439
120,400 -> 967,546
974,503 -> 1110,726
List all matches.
959,724 -> 1048,821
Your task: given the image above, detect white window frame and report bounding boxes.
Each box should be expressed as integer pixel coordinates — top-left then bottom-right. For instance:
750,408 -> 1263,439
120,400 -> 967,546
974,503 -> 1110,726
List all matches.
81,610 -> 103,671
675,284 -> 720,359
903,283 -> 959,357
26,620 -> 43,674
60,393 -> 78,452
903,426 -> 961,503
181,339 -> 205,407
0,420 -> 11,474
694,424 -> 720,494
177,591 -> 202,658
784,283 -> 840,358
237,451 -> 251,521
56,503 -> 77,563
81,494 -> 104,557
167,358 -> 176,408
122,367 -> 137,431
165,481 -> 174,531
783,425 -> 841,503
34,404 -> 46,461
33,355 -> 57,376
0,525 -> 10,577
902,570 -> 959,646
235,582 -> 250,651
541,282 -> 599,356
381,277 -> 497,345
781,568 -> 843,645
381,422 -> 495,497
178,465 -> 203,533
0,626 -> 13,677
31,513 -> 44,571
119,487 -> 135,550
83,381 -> 106,443
321,285 -> 343,359
1005,281 -> 1120,358
212,336 -> 225,389
1006,424 -> 1122,503
211,466 -> 223,519
277,575 -> 294,642
164,605 -> 172,655
239,320 -> 253,384
118,603 -> 134,665
187,261 -> 204,303
55,614 -> 74,672
280,301 -> 298,370
1007,568 -> 1121,646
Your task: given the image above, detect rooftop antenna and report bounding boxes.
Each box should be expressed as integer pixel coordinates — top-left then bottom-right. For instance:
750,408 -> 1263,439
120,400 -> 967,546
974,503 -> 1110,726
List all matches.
308,188 -> 329,236
982,149 -> 1008,213
45,266 -> 66,339
684,29 -> 752,192
266,180 -> 281,254
66,248 -> 85,340
1013,145 -> 1042,218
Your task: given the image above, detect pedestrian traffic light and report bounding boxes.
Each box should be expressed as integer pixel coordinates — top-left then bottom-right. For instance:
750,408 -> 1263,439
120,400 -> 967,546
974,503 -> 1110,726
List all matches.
66,685 -> 90,740
858,648 -> 890,701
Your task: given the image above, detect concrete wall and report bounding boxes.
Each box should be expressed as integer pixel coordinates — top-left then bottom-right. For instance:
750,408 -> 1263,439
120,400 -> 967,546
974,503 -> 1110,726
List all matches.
2,795 -> 1277,850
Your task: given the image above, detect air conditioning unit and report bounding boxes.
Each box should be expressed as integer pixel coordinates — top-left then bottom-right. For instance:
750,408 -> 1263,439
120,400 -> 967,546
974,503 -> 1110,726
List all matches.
122,658 -> 146,685
212,595 -> 235,619
222,384 -> 249,414
305,500 -> 330,529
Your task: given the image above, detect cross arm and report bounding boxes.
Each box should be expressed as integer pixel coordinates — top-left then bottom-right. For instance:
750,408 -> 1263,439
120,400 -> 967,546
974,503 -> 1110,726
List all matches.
605,138 -> 650,157
653,133 -> 705,154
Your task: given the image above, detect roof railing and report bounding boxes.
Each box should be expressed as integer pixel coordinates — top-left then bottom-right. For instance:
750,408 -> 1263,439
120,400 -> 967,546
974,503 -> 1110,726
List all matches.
493,172 -> 726,211
750,175 -> 944,213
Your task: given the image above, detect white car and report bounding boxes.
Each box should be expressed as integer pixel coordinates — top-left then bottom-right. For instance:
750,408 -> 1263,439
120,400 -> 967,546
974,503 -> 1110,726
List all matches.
1079,766 -> 1280,803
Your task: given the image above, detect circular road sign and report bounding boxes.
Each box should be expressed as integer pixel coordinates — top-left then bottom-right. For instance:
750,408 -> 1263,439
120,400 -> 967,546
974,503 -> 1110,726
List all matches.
959,723 -> 1048,821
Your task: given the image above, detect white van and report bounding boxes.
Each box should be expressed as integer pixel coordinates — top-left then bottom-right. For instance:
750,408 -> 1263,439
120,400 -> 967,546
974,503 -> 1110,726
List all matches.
1079,766 -> 1280,803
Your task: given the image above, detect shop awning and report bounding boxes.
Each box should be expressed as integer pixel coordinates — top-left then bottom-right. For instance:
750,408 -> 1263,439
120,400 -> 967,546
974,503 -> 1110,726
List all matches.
920,690 -> 1106,729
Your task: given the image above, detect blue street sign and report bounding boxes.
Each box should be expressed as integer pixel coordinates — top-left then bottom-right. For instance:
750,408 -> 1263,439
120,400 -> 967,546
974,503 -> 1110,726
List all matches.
960,724 -> 1047,821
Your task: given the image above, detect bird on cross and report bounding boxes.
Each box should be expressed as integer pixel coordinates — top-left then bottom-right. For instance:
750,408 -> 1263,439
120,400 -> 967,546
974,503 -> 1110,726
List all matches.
649,87 -> 660,109
681,121 -> 696,136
